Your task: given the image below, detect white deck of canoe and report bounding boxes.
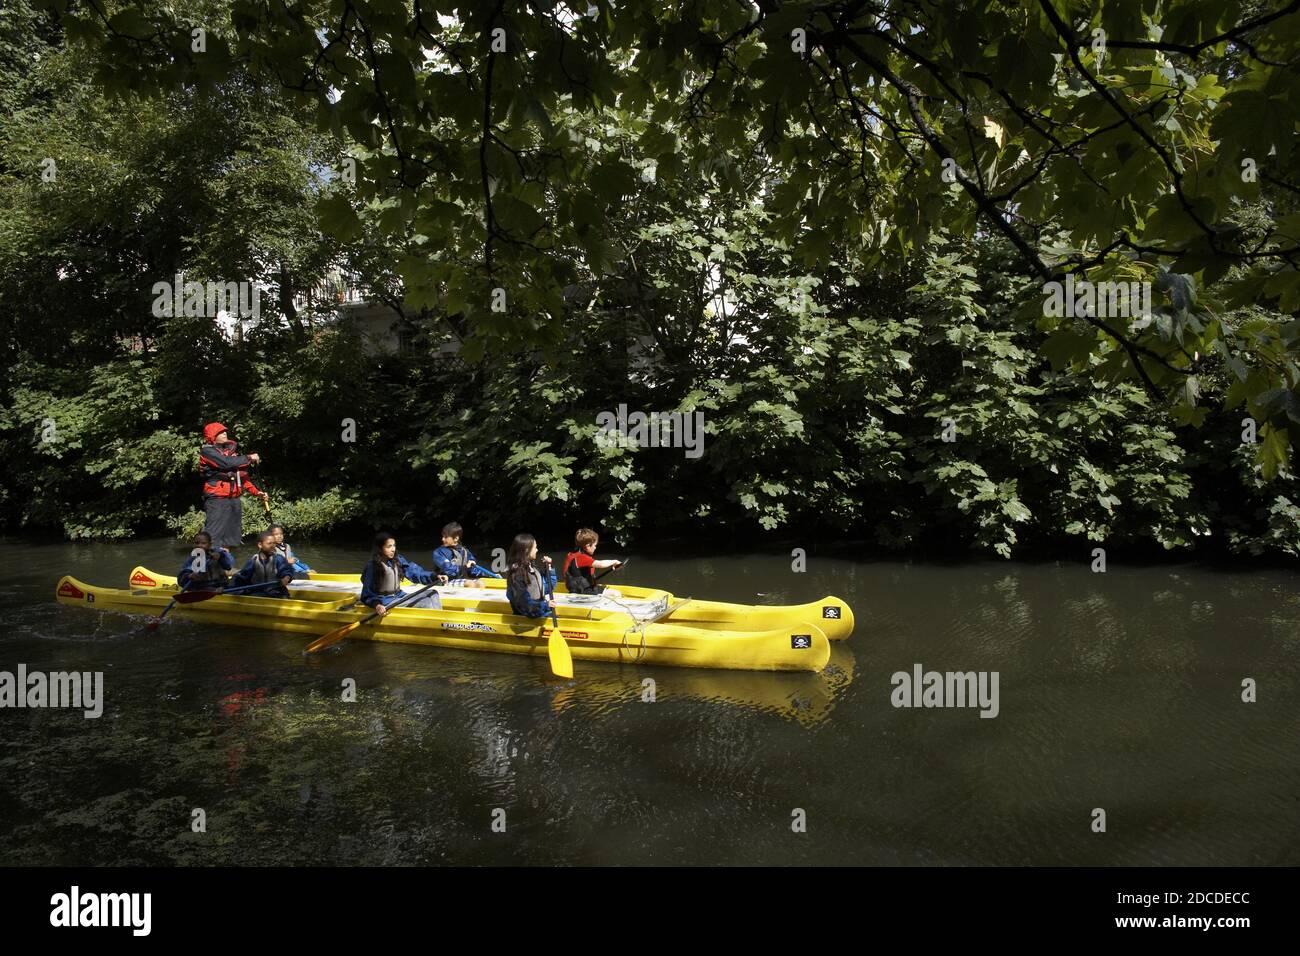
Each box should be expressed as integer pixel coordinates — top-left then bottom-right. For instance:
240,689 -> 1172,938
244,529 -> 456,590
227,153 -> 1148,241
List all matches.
290,580 -> 670,622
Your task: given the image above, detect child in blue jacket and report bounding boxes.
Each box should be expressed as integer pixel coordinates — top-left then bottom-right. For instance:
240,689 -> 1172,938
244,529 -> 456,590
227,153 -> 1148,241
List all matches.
178,531 -> 235,589
361,533 -> 447,615
505,533 -> 556,619
432,521 -> 501,585
269,522 -> 313,578
232,531 -> 294,597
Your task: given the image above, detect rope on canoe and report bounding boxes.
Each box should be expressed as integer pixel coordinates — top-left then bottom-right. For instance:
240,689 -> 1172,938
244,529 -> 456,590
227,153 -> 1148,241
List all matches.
599,589 -> 649,660
600,590 -> 668,623
621,620 -> 647,661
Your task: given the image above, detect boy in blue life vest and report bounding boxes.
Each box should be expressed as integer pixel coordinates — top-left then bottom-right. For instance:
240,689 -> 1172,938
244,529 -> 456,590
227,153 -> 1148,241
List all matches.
562,528 -> 622,595
178,531 -> 235,590
231,531 -> 294,597
432,521 -> 501,587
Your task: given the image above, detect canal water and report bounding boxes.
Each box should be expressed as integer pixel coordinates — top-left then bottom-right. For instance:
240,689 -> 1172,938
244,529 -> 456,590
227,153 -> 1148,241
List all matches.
1,537 -> 1296,865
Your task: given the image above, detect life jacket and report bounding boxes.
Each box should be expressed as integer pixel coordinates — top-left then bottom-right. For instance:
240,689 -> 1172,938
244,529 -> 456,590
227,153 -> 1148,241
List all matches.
563,550 -> 602,595
512,564 -> 545,601
371,559 -> 402,596
451,545 -> 469,575
199,441 -> 253,499
247,553 -> 280,584
186,549 -> 225,587
274,542 -> 295,562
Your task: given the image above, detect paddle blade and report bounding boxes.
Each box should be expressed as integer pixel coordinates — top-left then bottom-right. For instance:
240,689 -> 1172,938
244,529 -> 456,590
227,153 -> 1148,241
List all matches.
547,629 -> 574,679
174,589 -> 222,604
145,599 -> 177,631
305,620 -> 360,655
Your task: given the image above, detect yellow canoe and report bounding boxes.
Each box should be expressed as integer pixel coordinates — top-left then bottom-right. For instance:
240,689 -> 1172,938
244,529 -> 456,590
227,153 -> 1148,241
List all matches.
60,575 -> 834,672
126,566 -> 855,640
545,640 -> 857,726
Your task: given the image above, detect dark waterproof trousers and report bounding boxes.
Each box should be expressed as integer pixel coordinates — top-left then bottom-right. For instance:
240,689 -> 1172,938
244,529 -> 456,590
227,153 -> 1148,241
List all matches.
204,497 -> 244,550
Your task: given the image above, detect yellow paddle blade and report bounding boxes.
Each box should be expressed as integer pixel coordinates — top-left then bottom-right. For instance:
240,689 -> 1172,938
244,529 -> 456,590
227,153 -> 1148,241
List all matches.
305,620 -> 361,654
547,629 -> 573,679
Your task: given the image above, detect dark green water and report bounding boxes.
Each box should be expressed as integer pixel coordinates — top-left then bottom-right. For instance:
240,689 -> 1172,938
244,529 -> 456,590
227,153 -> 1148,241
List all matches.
1,537 -> 1297,865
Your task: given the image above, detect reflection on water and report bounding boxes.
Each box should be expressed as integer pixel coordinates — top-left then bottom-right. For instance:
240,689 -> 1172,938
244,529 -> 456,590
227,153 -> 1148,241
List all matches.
0,538 -> 1296,865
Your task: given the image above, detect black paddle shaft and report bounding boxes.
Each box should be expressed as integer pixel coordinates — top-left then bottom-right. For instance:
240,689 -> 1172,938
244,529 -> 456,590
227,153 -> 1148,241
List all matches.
544,559 -> 560,628
358,579 -> 441,625
594,558 -> 628,582
249,462 -> 272,517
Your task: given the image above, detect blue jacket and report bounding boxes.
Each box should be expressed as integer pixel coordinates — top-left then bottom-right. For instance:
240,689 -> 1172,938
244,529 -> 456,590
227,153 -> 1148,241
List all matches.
432,544 -> 501,579
506,564 -> 557,619
274,542 -> 313,578
232,552 -> 293,597
178,548 -> 235,590
360,555 -> 436,609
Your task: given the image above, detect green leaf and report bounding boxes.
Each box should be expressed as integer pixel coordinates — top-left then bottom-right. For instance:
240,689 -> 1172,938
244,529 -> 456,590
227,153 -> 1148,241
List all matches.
493,194 -> 546,238
1041,329 -> 1095,369
316,194 -> 363,242
107,8 -> 153,38
1155,268 -> 1196,314
1257,426 -> 1290,480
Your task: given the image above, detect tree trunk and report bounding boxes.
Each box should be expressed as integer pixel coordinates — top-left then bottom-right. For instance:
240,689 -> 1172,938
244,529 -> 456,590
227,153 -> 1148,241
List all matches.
279,261 -> 306,339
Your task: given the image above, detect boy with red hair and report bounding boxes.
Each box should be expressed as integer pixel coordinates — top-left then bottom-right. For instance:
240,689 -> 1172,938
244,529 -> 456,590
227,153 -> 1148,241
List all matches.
562,528 -> 622,595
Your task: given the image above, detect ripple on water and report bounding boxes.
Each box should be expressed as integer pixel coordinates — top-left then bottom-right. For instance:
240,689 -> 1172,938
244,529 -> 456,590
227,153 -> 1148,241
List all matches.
2,545 -> 1297,865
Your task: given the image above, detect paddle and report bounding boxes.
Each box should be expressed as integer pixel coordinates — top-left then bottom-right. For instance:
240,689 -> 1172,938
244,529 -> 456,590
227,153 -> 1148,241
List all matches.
145,581 -> 278,631
543,559 -> 573,679
146,591 -> 189,631
304,580 -> 441,655
180,581 -> 289,601
255,480 -> 271,518
248,459 -> 272,517
593,558 -> 628,582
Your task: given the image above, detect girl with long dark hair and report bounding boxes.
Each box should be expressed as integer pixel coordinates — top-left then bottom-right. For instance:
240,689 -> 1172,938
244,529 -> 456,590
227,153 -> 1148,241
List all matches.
359,533 -> 447,614
505,533 -> 557,619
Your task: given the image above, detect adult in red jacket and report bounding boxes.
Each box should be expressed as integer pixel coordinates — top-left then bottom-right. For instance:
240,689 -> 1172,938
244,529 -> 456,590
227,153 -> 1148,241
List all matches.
199,422 -> 266,550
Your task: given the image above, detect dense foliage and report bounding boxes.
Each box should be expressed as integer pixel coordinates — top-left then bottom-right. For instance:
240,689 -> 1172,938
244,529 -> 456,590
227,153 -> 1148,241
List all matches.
1,0 -> 1297,559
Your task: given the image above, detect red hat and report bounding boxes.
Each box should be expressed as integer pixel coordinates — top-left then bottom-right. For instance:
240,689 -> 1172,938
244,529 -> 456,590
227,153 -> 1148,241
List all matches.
203,422 -> 228,443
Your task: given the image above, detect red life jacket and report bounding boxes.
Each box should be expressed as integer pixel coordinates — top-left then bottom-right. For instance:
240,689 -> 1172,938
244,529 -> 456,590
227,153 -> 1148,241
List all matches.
198,441 -> 261,499
563,550 -> 597,587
